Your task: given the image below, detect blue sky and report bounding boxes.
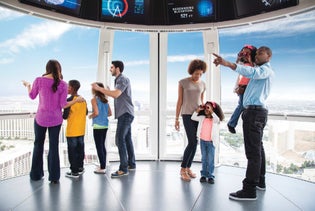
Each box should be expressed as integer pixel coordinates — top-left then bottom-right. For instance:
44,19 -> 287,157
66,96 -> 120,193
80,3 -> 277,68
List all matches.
0,6 -> 315,109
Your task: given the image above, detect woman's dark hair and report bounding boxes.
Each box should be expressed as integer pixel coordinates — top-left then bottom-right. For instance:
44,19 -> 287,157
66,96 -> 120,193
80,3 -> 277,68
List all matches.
94,82 -> 108,103
198,101 -> 225,121
112,60 -> 124,73
68,80 -> 80,92
43,60 -> 61,93
187,59 -> 207,75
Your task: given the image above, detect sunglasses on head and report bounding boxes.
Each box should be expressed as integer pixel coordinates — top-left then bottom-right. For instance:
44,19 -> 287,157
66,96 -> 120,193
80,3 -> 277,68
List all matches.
204,101 -> 216,109
244,45 -> 254,50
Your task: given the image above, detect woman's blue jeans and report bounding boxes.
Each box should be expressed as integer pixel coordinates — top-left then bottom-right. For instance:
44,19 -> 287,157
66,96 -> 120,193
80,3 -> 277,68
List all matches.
30,120 -> 61,182
181,114 -> 198,168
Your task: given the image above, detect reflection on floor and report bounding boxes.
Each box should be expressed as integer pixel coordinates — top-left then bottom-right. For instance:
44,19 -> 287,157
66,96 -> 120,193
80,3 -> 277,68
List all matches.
0,161 -> 314,211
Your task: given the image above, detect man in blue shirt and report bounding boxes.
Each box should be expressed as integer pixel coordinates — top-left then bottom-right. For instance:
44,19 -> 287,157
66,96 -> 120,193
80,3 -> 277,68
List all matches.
213,46 -> 274,201
92,60 -> 136,178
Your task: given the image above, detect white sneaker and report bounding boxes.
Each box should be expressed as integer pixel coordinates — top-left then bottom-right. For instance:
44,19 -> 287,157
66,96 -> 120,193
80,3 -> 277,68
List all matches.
94,168 -> 106,174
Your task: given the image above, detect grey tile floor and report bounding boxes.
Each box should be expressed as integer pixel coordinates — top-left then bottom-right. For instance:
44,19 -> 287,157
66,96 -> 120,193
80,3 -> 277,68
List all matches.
0,161 -> 314,211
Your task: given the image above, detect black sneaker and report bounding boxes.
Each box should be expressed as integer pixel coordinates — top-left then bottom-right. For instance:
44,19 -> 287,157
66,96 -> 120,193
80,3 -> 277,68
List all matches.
208,178 -> 215,184
128,166 -> 136,171
78,168 -> 85,175
65,172 -> 80,179
227,124 -> 236,134
200,176 -> 207,183
229,190 -> 257,201
256,183 -> 266,191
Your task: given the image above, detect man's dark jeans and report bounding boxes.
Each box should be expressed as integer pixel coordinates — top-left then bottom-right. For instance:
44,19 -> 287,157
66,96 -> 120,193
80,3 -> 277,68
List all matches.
242,107 -> 267,193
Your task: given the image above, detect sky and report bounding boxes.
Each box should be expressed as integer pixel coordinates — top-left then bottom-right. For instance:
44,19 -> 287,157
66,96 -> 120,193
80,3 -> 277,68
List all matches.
0,5 -> 315,111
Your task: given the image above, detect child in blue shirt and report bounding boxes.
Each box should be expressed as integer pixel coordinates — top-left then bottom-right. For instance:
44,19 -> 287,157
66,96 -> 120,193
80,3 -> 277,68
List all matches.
89,82 -> 112,174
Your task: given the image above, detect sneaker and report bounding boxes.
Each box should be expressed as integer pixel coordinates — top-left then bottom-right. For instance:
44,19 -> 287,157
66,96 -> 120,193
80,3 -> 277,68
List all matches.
208,178 -> 215,184
111,170 -> 129,178
200,176 -> 207,183
227,124 -> 236,134
78,168 -> 85,175
50,180 -> 59,184
128,166 -> 136,171
65,172 -> 80,179
229,190 -> 257,201
256,183 -> 266,191
94,168 -> 106,174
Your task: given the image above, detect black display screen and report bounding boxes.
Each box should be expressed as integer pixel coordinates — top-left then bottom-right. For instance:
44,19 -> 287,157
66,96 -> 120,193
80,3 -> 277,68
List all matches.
19,0 -> 82,16
100,0 -> 147,24
167,0 -> 216,25
235,0 -> 299,18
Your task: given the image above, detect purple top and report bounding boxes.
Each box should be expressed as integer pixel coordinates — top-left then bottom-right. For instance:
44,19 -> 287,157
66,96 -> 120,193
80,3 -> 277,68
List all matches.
29,77 -> 68,127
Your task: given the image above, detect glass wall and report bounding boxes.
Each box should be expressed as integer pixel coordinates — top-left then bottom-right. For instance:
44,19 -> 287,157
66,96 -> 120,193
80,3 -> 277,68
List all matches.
163,32 -> 205,160
0,6 -> 315,183
104,31 -> 154,160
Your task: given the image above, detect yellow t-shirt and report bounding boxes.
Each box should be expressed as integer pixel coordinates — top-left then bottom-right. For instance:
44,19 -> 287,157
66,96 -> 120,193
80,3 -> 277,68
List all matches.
65,96 -> 87,137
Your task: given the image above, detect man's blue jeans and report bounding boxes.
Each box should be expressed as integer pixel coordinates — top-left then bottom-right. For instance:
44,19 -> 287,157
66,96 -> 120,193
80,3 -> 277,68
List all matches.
116,113 -> 136,172
228,94 -> 245,128
67,136 -> 85,173
30,120 -> 61,182
200,139 -> 215,178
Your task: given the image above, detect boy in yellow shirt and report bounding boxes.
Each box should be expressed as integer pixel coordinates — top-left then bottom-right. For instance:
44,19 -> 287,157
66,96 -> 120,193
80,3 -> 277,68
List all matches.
63,80 -> 88,178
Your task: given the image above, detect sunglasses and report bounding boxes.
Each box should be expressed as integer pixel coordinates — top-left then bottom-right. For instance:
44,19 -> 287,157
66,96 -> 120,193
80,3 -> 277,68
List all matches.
238,51 -> 250,57
244,44 -> 254,50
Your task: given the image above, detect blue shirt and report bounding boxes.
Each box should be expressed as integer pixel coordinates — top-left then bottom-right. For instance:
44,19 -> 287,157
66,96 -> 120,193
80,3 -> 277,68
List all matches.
235,62 -> 274,108
114,74 -> 134,118
92,97 -> 109,127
